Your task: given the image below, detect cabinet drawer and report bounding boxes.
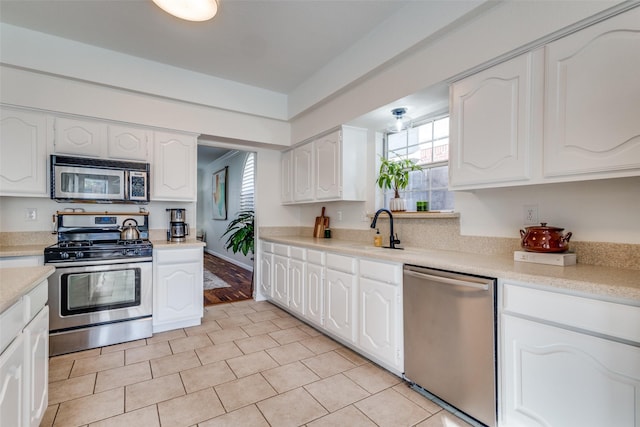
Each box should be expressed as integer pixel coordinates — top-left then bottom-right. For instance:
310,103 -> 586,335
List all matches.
273,244 -> 289,256
25,280 -> 48,322
0,299 -> 25,354
290,246 -> 306,261
326,253 -> 356,273
359,259 -> 401,285
502,283 -> 640,343
155,248 -> 202,264
260,241 -> 273,253
307,250 -> 325,265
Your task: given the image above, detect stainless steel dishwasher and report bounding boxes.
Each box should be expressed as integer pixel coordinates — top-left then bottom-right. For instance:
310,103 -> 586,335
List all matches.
403,264 -> 497,427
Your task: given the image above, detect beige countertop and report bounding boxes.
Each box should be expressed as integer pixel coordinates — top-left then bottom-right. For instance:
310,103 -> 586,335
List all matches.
0,244 -> 48,257
150,239 -> 206,249
261,236 -> 640,303
0,266 -> 55,313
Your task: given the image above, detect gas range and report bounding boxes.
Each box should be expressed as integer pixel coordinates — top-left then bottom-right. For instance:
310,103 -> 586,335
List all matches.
44,211 -> 153,264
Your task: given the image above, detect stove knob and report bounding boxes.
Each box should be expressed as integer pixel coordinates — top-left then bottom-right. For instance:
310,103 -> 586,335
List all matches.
60,252 -> 69,260
76,251 -> 84,259
122,249 -> 128,256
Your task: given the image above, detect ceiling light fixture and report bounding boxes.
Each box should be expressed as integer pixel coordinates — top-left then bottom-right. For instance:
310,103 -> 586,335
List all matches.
152,0 -> 219,22
388,107 -> 411,133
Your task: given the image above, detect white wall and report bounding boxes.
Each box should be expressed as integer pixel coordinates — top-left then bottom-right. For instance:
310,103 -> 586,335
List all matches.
0,196 -> 194,234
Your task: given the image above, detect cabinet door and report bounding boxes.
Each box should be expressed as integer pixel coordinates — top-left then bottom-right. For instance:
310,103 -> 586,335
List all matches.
324,268 -> 356,343
272,255 -> 289,306
258,252 -> 273,300
280,150 -> 293,204
0,333 -> 26,427
358,278 -> 400,369
288,258 -> 305,315
544,8 -> 640,179
24,306 -> 48,427
107,125 -> 151,162
0,108 -> 49,197
450,51 -> 542,189
154,261 -> 202,326
305,263 -> 324,326
314,130 -> 341,200
293,143 -> 313,202
152,131 -> 197,201
501,314 -> 640,427
53,117 -> 106,157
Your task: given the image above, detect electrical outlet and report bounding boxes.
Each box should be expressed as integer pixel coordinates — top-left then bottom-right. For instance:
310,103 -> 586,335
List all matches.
25,208 -> 37,221
337,211 -> 343,221
523,204 -> 538,225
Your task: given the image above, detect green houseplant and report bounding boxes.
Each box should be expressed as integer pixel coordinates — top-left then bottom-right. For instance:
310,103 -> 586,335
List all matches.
375,157 -> 422,211
221,210 -> 254,256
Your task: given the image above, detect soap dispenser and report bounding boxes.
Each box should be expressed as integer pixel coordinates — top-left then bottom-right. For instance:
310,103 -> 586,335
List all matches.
374,229 -> 382,247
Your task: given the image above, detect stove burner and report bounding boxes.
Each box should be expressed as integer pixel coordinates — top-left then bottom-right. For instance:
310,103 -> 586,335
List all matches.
58,240 -> 93,248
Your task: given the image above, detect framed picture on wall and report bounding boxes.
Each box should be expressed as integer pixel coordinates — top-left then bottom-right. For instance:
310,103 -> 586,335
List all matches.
212,167 -> 227,220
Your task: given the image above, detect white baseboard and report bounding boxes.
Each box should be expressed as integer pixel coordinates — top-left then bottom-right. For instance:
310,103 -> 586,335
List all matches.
205,248 -> 254,272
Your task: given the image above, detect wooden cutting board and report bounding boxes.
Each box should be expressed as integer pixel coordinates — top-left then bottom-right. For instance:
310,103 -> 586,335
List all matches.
313,207 -> 327,237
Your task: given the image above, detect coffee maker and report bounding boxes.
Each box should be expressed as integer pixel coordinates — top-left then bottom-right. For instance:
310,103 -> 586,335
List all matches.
166,208 -> 189,242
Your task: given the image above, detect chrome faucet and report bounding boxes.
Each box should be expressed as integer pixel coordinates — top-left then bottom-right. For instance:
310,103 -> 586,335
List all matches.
370,208 -> 402,249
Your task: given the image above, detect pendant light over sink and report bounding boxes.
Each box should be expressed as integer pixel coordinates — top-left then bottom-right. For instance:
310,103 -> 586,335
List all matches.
152,0 -> 219,22
388,107 -> 412,133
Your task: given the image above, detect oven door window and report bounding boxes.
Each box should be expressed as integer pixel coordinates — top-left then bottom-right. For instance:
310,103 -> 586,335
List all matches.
61,268 -> 141,315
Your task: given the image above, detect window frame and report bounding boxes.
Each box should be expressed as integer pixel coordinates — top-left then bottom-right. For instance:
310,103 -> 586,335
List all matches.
382,112 -> 453,211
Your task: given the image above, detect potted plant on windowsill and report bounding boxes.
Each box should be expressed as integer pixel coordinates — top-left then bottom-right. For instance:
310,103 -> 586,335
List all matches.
375,157 -> 422,211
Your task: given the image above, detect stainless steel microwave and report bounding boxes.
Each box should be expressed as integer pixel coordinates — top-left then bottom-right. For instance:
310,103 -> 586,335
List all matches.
51,155 -> 149,203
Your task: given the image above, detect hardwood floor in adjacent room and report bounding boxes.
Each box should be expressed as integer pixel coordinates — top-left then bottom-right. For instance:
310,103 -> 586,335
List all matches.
203,251 -> 253,306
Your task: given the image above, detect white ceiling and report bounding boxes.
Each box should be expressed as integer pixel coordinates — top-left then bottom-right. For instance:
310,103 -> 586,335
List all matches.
0,0 -> 413,94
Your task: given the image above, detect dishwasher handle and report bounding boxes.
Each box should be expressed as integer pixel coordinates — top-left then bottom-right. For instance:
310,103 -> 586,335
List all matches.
404,269 -> 490,291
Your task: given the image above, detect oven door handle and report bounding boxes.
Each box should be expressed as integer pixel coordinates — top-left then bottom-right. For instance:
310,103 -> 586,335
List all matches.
46,257 -> 152,267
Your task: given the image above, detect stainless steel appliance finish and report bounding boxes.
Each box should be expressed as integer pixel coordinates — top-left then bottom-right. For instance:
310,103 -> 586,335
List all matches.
166,208 -> 189,242
403,265 -> 497,427
51,155 -> 149,203
45,212 -> 153,356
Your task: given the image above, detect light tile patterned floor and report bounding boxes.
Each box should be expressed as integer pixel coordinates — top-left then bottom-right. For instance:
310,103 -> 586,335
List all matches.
41,300 -> 473,427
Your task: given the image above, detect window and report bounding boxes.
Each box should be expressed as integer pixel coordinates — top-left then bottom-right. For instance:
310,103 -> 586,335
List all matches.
384,115 -> 454,211
239,152 -> 255,211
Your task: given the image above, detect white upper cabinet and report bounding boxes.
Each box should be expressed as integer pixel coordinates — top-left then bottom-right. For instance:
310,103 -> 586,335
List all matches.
107,125 -> 151,162
543,7 -> 640,180
54,117 -> 152,162
314,130 -> 341,200
292,142 -> 314,202
280,150 -> 293,203
449,50 -> 543,189
282,125 -> 367,204
0,107 -> 50,197
152,131 -> 197,201
449,7 -> 640,189
53,117 -> 106,158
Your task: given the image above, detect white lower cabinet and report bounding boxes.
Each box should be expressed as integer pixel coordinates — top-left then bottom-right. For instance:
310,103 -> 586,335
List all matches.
357,259 -> 403,372
256,241 -> 274,301
325,268 -> 357,344
500,282 -> 640,427
288,258 -> 305,316
304,250 -> 325,327
259,240 -> 404,375
272,254 -> 289,307
153,247 -> 203,333
0,333 -> 26,427
24,306 -> 48,427
0,280 -> 49,427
